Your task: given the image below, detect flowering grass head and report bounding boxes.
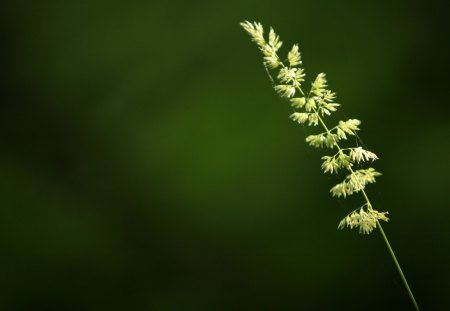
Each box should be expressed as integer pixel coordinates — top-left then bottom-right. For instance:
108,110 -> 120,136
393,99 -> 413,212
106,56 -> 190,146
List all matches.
240,21 -> 420,310
240,20 -> 388,234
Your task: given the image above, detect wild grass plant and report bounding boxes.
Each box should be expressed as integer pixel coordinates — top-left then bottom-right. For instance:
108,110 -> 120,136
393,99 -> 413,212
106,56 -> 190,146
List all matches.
240,21 -> 419,310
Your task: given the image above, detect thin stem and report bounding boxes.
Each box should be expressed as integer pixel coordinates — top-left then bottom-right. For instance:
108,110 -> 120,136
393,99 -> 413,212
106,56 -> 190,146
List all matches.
377,222 -> 420,311
294,84 -> 420,310
362,191 -> 420,310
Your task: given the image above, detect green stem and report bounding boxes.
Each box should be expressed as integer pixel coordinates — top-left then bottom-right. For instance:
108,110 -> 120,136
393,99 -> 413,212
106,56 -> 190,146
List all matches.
377,221 -> 420,311
362,190 -> 419,310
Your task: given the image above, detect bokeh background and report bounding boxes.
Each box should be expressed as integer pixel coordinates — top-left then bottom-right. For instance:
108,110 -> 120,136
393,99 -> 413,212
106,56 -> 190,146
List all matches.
2,0 -> 450,310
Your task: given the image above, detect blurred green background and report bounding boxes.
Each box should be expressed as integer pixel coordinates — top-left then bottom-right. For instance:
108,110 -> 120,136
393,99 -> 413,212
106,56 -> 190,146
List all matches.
2,0 -> 450,310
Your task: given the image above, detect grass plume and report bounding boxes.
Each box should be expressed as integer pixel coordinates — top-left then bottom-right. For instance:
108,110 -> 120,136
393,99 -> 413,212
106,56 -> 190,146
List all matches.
240,20 -> 420,310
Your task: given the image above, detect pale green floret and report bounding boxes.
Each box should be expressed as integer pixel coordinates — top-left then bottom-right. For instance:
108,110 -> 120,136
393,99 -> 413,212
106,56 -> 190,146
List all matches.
274,85 -> 296,98
336,128 -> 347,139
290,97 -> 306,109
318,103 -> 339,116
268,27 -> 282,52
311,73 -> 328,96
263,53 -> 281,69
290,112 -> 309,124
308,113 -> 319,126
321,148 -> 377,174
308,119 -> 361,143
305,97 -> 316,112
350,147 -> 379,163
316,90 -> 339,116
240,21 -> 282,69
323,90 -> 336,102
306,132 -> 340,148
330,168 -> 382,198
288,44 -> 302,67
338,207 -> 389,234
240,21 -> 265,47
305,133 -> 326,148
321,151 -> 353,174
338,119 -> 361,135
321,156 -> 341,174
324,133 -> 339,148
278,67 -> 305,87
277,67 -> 294,83
259,43 -> 281,69
263,28 -> 282,69
337,152 -> 352,169
290,112 -> 318,126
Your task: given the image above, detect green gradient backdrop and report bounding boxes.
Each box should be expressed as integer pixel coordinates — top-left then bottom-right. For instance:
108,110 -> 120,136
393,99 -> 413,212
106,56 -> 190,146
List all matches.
2,0 -> 450,310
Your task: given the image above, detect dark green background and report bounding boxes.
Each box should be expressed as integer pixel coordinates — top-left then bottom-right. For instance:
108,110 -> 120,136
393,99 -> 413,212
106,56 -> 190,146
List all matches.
2,0 -> 449,310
